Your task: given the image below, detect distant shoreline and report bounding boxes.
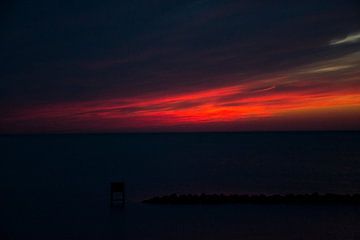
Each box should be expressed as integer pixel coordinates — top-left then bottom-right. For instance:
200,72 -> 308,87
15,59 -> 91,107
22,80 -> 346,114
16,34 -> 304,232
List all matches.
143,193 -> 360,205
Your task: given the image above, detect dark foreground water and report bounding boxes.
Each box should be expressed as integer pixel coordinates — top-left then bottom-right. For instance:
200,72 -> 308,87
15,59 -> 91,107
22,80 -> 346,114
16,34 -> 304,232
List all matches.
1,132 -> 360,239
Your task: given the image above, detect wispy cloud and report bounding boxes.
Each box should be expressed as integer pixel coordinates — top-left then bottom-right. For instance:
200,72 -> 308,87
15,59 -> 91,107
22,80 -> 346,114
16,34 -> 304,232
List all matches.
2,50 -> 360,133
329,32 -> 360,45
296,51 -> 360,75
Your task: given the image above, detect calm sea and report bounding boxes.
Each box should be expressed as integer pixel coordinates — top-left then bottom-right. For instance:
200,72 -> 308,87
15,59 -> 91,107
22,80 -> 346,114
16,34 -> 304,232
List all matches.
1,132 -> 360,239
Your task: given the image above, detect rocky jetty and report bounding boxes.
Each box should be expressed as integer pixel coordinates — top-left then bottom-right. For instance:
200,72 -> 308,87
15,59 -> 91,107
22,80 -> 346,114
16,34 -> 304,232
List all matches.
143,193 -> 360,205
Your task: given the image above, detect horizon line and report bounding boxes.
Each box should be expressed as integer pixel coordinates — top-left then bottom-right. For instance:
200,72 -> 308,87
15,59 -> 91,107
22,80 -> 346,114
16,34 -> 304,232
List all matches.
1,129 -> 360,137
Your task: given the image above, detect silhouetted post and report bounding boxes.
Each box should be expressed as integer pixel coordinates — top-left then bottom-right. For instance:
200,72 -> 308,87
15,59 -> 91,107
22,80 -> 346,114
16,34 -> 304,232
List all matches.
110,182 -> 125,207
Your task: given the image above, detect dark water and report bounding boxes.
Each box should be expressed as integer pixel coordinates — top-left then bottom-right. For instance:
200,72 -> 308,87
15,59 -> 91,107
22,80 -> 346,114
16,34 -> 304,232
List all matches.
1,132 -> 360,239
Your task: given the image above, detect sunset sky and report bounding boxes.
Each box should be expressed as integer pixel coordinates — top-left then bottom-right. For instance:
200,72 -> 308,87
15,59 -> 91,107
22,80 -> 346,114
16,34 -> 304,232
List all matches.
1,0 -> 360,133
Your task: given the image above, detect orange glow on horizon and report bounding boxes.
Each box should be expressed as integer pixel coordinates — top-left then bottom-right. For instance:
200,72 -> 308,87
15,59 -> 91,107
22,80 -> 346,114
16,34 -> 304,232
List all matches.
2,71 -> 360,133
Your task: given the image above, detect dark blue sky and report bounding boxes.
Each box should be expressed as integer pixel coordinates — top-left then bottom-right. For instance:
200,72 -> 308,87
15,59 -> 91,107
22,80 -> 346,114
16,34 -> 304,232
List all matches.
1,0 -> 360,133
